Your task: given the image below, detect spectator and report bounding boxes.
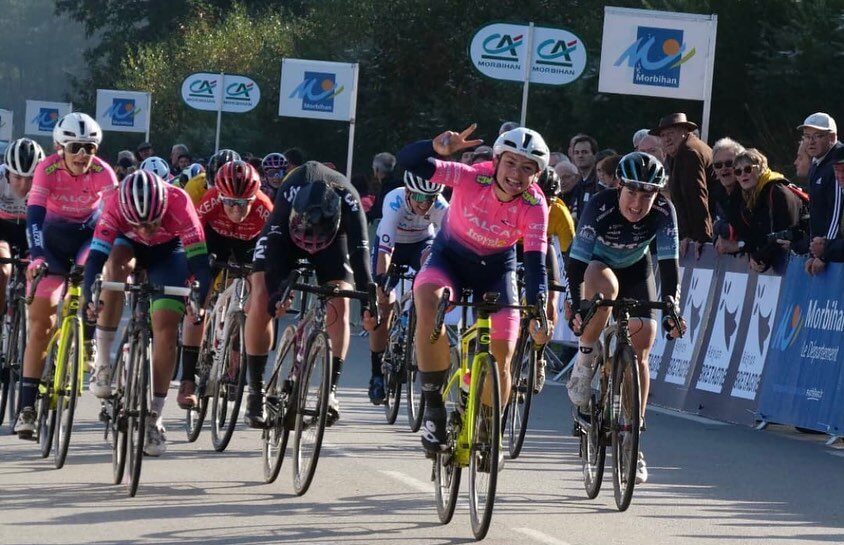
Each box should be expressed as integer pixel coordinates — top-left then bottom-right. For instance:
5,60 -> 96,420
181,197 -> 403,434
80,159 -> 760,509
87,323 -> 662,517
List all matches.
469,145 -> 493,165
549,151 -> 568,167
711,137 -> 746,254
635,134 -> 666,165
170,143 -> 189,175
283,147 -> 306,170
555,161 -> 586,223
136,141 -> 154,161
650,113 -> 714,252
566,132 -> 587,160
810,158 -> 844,268
351,173 -> 376,218
595,154 -> 621,189
370,151 -> 401,222
632,128 -> 650,149
799,113 -> 844,273
794,140 -> 812,180
115,152 -> 138,180
499,121 -> 519,135
460,147 -> 477,164
176,153 -> 192,171
568,134 -> 600,219
730,148 -> 803,273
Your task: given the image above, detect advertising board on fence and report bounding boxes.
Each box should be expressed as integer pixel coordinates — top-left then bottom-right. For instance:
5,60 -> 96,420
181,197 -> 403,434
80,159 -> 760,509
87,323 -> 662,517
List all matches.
96,89 -> 151,134
0,109 -> 12,141
24,100 -> 72,137
278,59 -> 357,122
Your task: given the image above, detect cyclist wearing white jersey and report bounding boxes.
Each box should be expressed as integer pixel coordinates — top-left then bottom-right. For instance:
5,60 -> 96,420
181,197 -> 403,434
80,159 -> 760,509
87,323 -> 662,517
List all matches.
368,171 -> 448,404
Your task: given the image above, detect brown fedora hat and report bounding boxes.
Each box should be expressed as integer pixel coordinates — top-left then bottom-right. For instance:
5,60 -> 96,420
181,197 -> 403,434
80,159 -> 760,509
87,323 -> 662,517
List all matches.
649,113 -> 698,135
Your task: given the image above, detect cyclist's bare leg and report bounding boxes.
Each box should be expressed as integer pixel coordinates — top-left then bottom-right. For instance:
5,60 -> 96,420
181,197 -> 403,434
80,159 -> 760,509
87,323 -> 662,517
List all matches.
489,339 -> 516,406
413,283 -> 450,373
0,241 -> 11,313
151,309 -> 181,396
581,261 -> 619,342
325,280 -> 351,360
22,296 -> 57,381
98,245 -> 133,329
245,271 -> 273,355
630,318 -> 657,419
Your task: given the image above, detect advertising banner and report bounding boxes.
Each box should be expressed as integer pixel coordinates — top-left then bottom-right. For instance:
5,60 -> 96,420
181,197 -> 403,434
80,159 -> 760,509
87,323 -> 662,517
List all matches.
758,261 -> 844,434
469,22 -> 587,86
180,72 -> 260,113
279,59 -> 357,122
731,274 -> 781,400
0,109 -> 12,141
24,100 -> 72,137
96,89 -> 151,134
599,7 -> 717,100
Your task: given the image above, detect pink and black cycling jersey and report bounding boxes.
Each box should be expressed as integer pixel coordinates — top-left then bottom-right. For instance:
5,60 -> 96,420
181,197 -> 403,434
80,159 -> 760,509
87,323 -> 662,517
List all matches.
26,153 -> 117,259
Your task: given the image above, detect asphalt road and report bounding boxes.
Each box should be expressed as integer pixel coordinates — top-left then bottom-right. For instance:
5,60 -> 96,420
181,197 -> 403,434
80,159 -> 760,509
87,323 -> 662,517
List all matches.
1,333 -> 843,545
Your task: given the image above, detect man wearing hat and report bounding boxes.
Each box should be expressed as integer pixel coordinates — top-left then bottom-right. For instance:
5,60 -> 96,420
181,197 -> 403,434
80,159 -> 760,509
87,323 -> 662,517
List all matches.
650,113 -> 714,253
136,141 -> 154,162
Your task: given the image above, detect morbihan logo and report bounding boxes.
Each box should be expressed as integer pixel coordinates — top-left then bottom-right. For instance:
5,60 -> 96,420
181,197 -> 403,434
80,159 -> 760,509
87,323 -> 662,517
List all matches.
289,72 -> 344,113
614,26 -> 696,89
104,98 -> 140,127
32,108 -> 59,131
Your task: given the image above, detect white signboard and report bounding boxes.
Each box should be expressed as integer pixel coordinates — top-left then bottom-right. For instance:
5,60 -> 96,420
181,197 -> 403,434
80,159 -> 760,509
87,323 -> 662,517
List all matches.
180,72 -> 260,113
278,58 -> 358,122
731,275 -> 782,400
96,89 -> 151,134
0,110 -> 12,141
665,268 -> 713,386
696,272 -> 748,393
469,23 -> 587,86
24,100 -> 72,137
598,7 -> 717,101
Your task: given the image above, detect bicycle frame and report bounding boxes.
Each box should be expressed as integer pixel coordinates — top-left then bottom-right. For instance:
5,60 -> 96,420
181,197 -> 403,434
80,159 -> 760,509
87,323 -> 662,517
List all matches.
39,278 -> 85,408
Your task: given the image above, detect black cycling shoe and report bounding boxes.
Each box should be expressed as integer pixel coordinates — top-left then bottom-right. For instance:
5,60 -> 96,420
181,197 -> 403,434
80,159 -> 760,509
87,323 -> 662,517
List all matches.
420,405 -> 448,457
243,389 -> 267,429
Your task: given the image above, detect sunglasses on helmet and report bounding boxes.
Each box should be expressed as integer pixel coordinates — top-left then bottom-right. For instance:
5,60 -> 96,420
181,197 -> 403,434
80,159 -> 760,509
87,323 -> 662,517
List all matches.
65,142 -> 98,155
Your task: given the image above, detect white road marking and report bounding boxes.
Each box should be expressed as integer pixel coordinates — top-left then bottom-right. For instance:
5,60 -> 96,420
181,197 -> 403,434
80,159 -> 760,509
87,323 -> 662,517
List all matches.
379,469 -> 431,494
647,405 -> 728,426
514,527 -> 575,545
826,450 -> 844,458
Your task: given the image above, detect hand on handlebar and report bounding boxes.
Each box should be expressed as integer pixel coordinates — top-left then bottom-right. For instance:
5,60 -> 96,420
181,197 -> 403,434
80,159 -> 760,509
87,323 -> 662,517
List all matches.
362,309 -> 378,333
529,317 -> 551,345
26,258 -> 46,283
86,301 -> 100,323
274,295 -> 295,318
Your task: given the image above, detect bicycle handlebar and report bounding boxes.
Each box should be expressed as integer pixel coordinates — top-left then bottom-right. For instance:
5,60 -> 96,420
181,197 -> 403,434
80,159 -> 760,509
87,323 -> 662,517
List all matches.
92,275 -> 201,321
579,293 -> 684,340
278,270 -> 381,327
25,263 -> 48,305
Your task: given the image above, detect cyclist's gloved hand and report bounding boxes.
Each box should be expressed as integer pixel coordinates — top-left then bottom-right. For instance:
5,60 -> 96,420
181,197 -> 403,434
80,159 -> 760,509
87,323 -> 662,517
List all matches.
26,257 -> 46,283
661,295 -> 686,338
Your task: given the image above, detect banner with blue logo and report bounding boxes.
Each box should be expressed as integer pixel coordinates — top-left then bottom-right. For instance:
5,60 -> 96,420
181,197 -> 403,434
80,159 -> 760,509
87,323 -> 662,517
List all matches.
758,260 -> 844,435
598,7 -> 717,101
95,90 -> 152,134
0,109 -> 12,141
24,100 -> 72,137
278,59 -> 358,122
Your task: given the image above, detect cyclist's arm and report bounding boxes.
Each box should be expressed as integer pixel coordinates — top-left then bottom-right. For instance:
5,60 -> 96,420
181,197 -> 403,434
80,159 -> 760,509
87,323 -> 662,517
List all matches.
522,198 -> 549,306
342,189 -> 373,295
83,206 -> 121,303
655,199 -> 681,304
430,196 -> 449,231
396,140 -> 437,180
374,194 -> 401,279
25,164 -> 50,260
175,191 -> 212,303
565,198 -> 601,311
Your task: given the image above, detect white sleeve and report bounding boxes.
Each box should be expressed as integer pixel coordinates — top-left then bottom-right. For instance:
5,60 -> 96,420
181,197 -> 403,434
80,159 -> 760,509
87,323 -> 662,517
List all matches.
430,195 -> 449,231
376,189 -> 402,253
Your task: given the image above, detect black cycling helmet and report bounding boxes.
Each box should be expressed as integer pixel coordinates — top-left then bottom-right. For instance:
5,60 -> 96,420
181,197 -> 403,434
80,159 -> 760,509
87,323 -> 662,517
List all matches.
615,151 -> 667,193
289,180 -> 342,254
206,148 -> 241,187
536,166 -> 561,199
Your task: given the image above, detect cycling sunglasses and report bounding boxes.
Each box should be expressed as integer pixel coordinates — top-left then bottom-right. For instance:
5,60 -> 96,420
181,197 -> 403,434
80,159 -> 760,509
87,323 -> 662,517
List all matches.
713,160 -> 733,170
409,192 -> 436,203
65,142 -> 98,155
619,179 -> 661,193
221,196 -> 256,208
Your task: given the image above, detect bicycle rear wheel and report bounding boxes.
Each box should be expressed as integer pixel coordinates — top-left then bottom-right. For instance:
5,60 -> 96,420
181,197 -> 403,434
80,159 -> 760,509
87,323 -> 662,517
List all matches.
383,301 -> 403,424
262,326 -> 295,484
292,330 -> 331,496
434,367 -> 463,525
404,308 -> 425,432
611,343 -> 640,511
126,334 -> 150,497
54,320 -> 81,469
505,332 -> 534,459
468,353 -> 501,540
185,313 -> 216,442
210,313 -> 246,452
111,334 -> 128,485
37,341 -> 59,458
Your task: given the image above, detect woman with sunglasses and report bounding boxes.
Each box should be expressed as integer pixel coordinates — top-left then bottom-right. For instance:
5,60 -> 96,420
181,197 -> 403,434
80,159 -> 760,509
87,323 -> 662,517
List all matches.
14,113 -> 118,439
83,170 -> 211,456
729,148 -> 805,274
367,170 -> 448,405
176,160 -> 273,409
566,151 -> 686,485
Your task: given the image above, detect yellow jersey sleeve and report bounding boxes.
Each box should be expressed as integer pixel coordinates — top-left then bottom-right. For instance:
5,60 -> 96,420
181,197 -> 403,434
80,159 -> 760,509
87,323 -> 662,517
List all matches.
547,197 -> 575,252
183,173 -> 207,206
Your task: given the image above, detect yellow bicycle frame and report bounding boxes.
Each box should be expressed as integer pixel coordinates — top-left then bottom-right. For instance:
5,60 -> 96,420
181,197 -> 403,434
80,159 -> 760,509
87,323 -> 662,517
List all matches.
38,281 -> 85,409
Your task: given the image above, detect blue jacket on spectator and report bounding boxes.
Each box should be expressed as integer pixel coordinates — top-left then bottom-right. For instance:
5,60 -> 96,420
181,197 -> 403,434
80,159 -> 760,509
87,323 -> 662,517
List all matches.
808,141 -> 844,240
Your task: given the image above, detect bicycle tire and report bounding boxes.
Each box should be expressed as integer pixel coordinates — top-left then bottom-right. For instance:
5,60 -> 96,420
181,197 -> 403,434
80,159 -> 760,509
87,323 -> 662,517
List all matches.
0,304 -> 23,428
404,307 -> 425,432
468,353 -> 501,541
383,301 -> 402,425
581,385 -> 606,499
292,330 -> 331,496
111,333 -> 128,485
434,361 -> 463,525
127,332 -> 150,497
37,340 -> 59,458
505,331 -> 535,459
611,343 -> 640,511
185,311 -> 217,442
0,369 -> 8,429
54,319 -> 81,469
211,313 -> 247,452
262,325 -> 296,484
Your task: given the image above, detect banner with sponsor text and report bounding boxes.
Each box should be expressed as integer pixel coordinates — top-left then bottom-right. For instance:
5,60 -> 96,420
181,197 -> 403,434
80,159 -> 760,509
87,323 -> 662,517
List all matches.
24,100 -> 72,137
0,109 -> 12,141
278,59 -> 358,122
95,89 -> 151,134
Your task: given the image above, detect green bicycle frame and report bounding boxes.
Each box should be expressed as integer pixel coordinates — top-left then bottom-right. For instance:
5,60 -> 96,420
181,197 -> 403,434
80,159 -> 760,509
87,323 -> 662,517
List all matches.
38,281 -> 85,408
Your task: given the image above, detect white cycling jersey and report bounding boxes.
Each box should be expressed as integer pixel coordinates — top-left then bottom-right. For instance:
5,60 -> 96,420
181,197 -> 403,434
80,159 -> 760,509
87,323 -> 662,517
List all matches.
376,187 -> 448,253
0,165 -> 27,222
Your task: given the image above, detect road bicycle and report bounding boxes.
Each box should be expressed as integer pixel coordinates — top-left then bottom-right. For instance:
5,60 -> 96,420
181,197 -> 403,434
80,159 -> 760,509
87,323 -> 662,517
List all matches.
429,288 -> 546,540
0,253 -> 28,430
575,294 -> 682,511
261,267 -> 376,495
29,264 -> 86,469
95,273 -> 198,497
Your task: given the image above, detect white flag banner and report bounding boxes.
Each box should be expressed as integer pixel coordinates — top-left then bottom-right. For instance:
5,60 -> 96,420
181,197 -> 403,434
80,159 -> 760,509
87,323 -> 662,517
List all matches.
0,109 -> 12,141
24,100 -> 72,137
96,89 -> 151,133
598,7 -> 717,100
278,59 -> 358,122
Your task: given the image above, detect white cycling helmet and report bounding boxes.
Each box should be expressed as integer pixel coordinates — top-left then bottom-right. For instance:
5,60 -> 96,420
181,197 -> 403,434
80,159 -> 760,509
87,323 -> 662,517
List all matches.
403,170 -> 443,196
4,138 -> 45,177
53,112 -> 102,147
140,156 -> 171,180
492,127 -> 550,171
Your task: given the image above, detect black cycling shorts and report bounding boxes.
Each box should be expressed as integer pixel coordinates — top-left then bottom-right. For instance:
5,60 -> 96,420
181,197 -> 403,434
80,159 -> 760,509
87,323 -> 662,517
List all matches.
205,226 -> 257,266
611,254 -> 657,321
253,233 -> 354,287
0,219 -> 27,253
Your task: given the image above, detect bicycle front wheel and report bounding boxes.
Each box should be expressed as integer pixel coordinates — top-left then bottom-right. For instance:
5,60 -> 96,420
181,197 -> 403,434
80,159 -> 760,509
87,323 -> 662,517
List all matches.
404,308 -> 425,432
210,313 -> 247,452
54,319 -> 81,469
127,334 -> 150,497
434,364 -> 463,525
468,353 -> 501,541
383,301 -> 403,425
185,313 -> 216,442
292,331 -> 331,496
505,332 -> 534,459
262,326 -> 296,484
111,333 -> 129,485
581,384 -> 606,499
611,343 -> 640,511
37,340 -> 59,458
